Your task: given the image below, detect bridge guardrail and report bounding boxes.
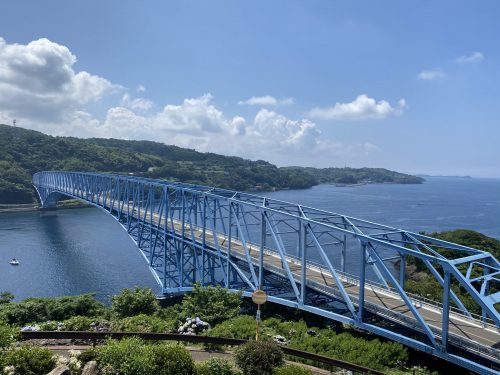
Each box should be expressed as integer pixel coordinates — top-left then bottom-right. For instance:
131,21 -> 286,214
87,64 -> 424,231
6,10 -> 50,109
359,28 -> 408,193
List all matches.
267,249 -> 497,329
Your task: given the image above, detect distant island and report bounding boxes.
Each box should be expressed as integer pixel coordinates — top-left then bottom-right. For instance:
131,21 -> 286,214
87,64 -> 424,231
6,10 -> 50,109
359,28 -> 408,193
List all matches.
0,124 -> 424,204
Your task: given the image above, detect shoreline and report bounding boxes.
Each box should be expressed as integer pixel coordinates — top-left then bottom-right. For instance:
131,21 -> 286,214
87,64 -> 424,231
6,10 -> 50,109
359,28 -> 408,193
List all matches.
0,201 -> 91,214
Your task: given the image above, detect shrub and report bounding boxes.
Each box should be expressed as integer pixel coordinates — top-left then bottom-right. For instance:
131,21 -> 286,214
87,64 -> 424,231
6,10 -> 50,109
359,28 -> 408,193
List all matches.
97,336 -> 155,375
181,283 -> 241,326
96,337 -> 195,375
39,320 -> 62,331
78,347 -> 98,364
234,341 -> 284,375
150,342 -> 196,375
63,315 -> 95,331
2,346 -> 56,375
196,358 -> 240,375
207,315 -> 256,340
0,294 -> 105,325
274,365 -> 312,375
111,287 -> 159,318
114,314 -> 174,333
0,320 -> 17,349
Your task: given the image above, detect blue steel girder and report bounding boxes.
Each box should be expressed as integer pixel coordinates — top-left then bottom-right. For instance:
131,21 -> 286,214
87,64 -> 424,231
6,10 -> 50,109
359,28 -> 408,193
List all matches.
33,171 -> 500,375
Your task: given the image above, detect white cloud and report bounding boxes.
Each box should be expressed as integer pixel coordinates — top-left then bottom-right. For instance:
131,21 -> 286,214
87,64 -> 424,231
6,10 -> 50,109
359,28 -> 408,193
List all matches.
308,94 -> 406,121
0,37 -> 380,167
0,37 -> 117,125
456,52 -> 484,64
238,95 -> 294,106
418,69 -> 446,81
97,95 -> 378,166
121,93 -> 153,111
136,84 -> 146,92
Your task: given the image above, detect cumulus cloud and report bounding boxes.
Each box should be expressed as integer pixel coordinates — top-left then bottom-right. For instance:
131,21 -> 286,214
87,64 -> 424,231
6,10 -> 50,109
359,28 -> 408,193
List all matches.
120,93 -> 154,111
308,94 -> 406,121
0,37 -> 117,126
97,95 -> 379,166
418,69 -> 446,81
0,36 -> 380,167
238,95 -> 294,106
456,52 -> 484,64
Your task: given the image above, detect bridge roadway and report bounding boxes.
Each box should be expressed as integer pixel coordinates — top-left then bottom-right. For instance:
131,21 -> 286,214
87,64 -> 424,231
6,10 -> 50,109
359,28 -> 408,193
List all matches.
84,192 -> 500,360
69,189 -> 500,362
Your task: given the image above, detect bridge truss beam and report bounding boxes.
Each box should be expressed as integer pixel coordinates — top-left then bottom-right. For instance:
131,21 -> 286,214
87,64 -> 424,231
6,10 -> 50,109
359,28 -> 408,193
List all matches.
33,171 -> 500,375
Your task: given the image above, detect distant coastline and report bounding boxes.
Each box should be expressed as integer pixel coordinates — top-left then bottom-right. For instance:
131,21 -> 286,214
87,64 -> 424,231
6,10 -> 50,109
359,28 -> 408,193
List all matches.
0,200 -> 90,213
0,123 -> 425,205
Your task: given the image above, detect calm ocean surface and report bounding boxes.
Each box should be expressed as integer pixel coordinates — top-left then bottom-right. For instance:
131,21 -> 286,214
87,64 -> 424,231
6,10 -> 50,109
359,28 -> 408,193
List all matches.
1,177 -> 499,301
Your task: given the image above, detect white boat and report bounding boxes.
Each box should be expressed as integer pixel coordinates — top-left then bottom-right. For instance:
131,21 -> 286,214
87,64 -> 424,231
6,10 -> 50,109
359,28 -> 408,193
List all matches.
9,259 -> 19,266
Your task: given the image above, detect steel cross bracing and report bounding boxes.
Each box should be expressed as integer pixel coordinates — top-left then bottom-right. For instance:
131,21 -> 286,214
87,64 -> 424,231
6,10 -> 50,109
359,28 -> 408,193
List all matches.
33,171 -> 499,375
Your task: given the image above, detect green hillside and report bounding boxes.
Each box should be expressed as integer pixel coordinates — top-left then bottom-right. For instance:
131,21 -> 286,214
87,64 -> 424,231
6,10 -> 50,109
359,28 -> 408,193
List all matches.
0,124 -> 423,204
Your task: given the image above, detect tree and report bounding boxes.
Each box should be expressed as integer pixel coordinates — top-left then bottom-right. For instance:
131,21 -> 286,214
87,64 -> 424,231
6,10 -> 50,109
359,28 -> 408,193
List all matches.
111,286 -> 159,318
0,292 -> 14,304
181,283 -> 241,326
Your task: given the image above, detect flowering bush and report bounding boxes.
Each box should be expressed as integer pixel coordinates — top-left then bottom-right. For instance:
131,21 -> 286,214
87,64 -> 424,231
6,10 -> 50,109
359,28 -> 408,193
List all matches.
178,317 -> 210,335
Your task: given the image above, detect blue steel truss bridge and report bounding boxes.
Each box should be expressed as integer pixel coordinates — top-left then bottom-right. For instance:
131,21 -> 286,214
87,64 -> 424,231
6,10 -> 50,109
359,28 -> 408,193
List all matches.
33,171 -> 499,374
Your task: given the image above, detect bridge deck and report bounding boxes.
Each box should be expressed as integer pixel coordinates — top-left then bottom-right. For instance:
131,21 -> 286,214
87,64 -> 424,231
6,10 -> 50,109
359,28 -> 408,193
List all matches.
93,192 -> 499,356
200,225 -> 500,351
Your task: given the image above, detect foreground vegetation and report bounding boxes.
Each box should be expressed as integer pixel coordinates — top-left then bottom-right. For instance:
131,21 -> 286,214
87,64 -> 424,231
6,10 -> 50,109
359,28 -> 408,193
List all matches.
0,124 -> 423,204
0,284 -> 451,375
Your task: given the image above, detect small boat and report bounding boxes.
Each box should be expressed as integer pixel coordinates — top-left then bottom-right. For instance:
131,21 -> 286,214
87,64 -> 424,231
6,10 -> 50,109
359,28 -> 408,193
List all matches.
9,259 -> 19,266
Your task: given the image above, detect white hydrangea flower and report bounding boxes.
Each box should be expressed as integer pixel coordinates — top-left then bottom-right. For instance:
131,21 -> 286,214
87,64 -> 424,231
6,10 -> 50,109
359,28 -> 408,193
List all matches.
68,349 -> 81,357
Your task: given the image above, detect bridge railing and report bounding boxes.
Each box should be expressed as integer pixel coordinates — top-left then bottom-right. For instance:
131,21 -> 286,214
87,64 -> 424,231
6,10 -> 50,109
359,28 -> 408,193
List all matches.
32,171 -> 500,375
197,229 -> 500,359
278,251 -> 498,329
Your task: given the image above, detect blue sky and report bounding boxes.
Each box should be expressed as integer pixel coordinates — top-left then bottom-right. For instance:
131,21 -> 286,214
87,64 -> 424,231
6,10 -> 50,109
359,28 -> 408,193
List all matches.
0,1 -> 499,177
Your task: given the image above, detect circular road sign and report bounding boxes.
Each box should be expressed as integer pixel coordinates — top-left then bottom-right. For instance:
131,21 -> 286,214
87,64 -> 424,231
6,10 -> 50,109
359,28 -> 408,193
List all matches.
252,290 -> 268,305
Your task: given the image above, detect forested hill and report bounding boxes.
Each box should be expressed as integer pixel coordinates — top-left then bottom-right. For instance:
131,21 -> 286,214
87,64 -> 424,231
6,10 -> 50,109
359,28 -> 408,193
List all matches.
0,124 -> 423,204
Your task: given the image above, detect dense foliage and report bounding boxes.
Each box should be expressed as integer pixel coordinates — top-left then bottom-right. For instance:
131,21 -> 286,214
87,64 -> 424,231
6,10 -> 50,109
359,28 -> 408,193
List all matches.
0,293 -> 105,325
0,282 -> 461,374
195,358 -> 241,375
209,316 -> 408,371
96,337 -> 196,375
181,283 -> 242,326
0,124 -> 423,204
0,320 -> 16,349
111,286 -> 160,318
114,313 -> 175,333
1,346 -> 56,375
234,341 -> 285,375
